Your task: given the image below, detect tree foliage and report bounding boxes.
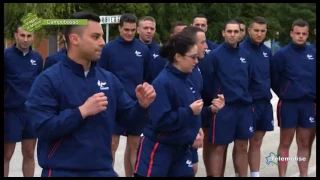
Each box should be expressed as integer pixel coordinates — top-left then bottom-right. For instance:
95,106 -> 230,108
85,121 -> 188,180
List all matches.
4,3 -> 316,45
4,3 -> 76,40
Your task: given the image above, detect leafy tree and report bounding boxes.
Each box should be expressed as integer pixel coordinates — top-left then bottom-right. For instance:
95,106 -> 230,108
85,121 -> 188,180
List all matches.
4,3 -> 316,46
148,3 -> 199,43
198,3 -> 242,43
266,3 -> 316,46
79,3 -> 152,41
4,3 -> 77,40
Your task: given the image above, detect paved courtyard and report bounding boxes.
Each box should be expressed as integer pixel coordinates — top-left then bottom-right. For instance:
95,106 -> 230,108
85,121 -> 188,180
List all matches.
8,92 -> 316,177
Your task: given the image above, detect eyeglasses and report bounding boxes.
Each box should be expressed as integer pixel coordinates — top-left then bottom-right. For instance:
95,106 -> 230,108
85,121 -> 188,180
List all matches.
185,54 -> 199,60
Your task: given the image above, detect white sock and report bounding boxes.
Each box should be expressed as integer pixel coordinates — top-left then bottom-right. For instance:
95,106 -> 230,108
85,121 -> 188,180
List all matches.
250,172 -> 260,177
235,173 -> 239,177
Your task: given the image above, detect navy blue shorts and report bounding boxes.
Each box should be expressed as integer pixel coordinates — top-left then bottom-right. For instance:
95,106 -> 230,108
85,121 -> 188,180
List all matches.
134,136 -> 194,177
4,108 -> 36,142
209,104 -> 254,144
42,169 -> 118,177
112,123 -> 126,136
277,100 -> 316,129
112,123 -> 143,136
252,100 -> 274,131
190,147 -> 199,164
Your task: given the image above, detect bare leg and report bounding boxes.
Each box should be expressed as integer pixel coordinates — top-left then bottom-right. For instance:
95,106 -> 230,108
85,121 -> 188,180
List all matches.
277,128 -> 295,177
296,127 -> 314,177
193,163 -> 198,175
232,145 -> 237,176
234,139 -> 249,177
124,135 -> 140,177
202,127 -> 213,176
4,141 -> 16,177
124,138 -> 132,177
248,131 -> 266,176
210,144 -> 227,177
21,139 -> 36,177
111,134 -> 120,168
222,144 -> 228,177
308,128 -> 316,161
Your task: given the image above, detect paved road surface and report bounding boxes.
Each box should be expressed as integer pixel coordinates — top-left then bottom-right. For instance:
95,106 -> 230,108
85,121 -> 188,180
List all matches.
8,92 -> 316,177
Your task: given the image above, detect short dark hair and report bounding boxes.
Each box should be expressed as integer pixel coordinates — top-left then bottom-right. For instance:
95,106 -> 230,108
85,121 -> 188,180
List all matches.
119,13 -> 137,27
16,24 -> 23,33
171,21 -> 187,34
249,16 -> 267,27
159,34 -> 196,63
192,14 -> 208,24
179,26 -> 204,42
223,20 -> 240,31
15,24 -> 33,33
233,18 -> 245,25
138,16 -> 156,26
291,19 -> 309,31
64,12 -> 100,45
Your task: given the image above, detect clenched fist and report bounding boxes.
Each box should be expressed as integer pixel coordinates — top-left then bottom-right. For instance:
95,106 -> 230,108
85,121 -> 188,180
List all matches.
136,82 -> 156,108
190,99 -> 204,115
79,92 -> 108,118
210,94 -> 225,113
192,128 -> 204,148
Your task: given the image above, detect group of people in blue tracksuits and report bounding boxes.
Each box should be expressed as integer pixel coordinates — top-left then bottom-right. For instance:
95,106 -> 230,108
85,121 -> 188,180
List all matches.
4,11 -> 316,177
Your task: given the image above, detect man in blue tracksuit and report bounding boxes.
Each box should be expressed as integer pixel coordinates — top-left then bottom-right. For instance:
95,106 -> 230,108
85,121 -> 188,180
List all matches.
43,47 -> 67,70
227,17 -> 248,177
202,20 -> 254,177
137,16 -> 161,83
149,21 -> 187,83
24,12 -> 156,177
239,16 -> 273,177
98,13 -> 151,176
270,20 -> 316,177
114,15 -> 160,177
190,14 -> 219,55
134,33 -> 225,177
309,27 -> 316,160
4,25 -> 43,177
190,14 -> 219,177
233,18 -> 246,42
